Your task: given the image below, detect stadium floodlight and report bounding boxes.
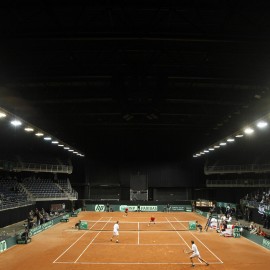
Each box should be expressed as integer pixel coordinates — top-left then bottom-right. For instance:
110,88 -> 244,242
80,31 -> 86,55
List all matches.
11,120 -> 22,126
0,112 -> 7,118
244,127 -> 254,134
257,121 -> 268,129
0,105 -> 84,157
35,132 -> 44,137
24,127 -> 34,132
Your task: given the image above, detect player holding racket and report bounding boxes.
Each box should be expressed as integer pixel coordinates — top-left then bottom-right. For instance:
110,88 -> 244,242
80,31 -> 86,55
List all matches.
185,240 -> 209,267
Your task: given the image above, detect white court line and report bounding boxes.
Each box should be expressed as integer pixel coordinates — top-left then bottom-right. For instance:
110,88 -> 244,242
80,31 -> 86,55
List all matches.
165,217 -> 190,248
166,219 -> 203,265
53,217 -> 104,263
173,216 -> 224,264
74,217 -> 113,263
54,261 -> 223,265
83,220 -> 190,223
89,243 -> 187,246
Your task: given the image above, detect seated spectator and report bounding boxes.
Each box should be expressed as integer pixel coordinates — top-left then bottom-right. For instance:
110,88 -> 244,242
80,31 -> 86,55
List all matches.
250,223 -> 258,234
210,217 -> 218,229
220,214 -> 226,223
196,221 -> 203,232
226,214 -> 232,223
21,228 -> 31,242
249,221 -> 255,231
74,220 -> 80,229
259,230 -> 267,237
219,221 -> 227,235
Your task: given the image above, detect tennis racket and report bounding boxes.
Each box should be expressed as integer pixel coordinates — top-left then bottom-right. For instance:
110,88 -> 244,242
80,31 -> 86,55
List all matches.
183,249 -> 189,254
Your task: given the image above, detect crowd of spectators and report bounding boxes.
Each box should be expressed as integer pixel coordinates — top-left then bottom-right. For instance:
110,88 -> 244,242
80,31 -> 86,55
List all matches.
25,206 -> 65,230
243,188 -> 270,207
239,188 -> 270,239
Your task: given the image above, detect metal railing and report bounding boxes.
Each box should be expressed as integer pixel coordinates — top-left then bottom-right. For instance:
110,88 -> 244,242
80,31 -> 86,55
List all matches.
206,179 -> 270,187
0,160 -> 73,174
205,164 -> 270,174
0,201 -> 34,212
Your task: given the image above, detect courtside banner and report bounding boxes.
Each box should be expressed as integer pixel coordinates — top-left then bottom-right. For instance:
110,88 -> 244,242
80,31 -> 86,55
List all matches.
87,204 -> 191,212
0,240 -> 7,253
94,204 -> 106,212
119,205 -> 158,212
29,220 -> 54,237
262,238 -> 270,250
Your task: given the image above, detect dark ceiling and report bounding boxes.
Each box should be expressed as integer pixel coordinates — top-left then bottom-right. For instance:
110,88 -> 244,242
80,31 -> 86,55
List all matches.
1,1 -> 270,161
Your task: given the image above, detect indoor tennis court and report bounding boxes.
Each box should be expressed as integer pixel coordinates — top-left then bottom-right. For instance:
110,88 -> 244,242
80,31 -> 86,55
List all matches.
1,211 -> 270,270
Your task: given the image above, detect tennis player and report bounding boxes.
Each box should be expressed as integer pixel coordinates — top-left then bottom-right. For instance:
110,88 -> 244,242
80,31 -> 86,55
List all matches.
148,216 -> 156,226
186,240 -> 209,267
110,221 -> 120,243
124,207 -> 128,216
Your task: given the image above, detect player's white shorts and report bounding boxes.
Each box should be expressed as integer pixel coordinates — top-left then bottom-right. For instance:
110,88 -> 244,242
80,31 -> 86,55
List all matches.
190,253 -> 199,258
113,231 -> 119,236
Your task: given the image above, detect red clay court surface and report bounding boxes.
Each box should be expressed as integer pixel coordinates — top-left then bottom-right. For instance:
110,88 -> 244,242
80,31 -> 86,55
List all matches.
1,211 -> 270,270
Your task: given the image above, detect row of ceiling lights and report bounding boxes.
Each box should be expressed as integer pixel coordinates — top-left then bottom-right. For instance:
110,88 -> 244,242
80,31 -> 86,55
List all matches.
193,119 -> 268,158
0,109 -> 84,157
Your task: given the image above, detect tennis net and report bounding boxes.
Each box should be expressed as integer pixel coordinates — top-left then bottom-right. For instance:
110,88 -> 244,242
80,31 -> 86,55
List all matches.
85,220 -> 196,231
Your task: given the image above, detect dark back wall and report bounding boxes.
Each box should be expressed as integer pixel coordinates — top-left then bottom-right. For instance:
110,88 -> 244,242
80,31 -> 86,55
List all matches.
69,155 -> 206,200
0,204 -> 34,228
84,158 -> 205,188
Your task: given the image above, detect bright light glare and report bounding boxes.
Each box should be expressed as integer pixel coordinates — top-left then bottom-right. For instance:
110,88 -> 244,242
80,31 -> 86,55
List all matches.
24,127 -> 34,132
35,132 -> 44,137
257,121 -> 268,128
227,138 -> 235,142
44,137 -> 52,141
11,120 -> 22,126
0,112 -> 7,118
244,127 -> 254,134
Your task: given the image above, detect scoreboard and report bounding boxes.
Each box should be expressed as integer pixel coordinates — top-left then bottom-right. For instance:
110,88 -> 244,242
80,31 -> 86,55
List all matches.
196,201 -> 213,207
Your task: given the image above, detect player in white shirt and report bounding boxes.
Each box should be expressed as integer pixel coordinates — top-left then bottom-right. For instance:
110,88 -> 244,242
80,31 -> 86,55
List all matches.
110,221 -> 119,243
187,240 -> 209,267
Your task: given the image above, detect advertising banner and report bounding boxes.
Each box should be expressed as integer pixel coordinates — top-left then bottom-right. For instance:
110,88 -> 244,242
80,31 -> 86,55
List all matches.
89,204 -> 191,212
0,240 -> 7,253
